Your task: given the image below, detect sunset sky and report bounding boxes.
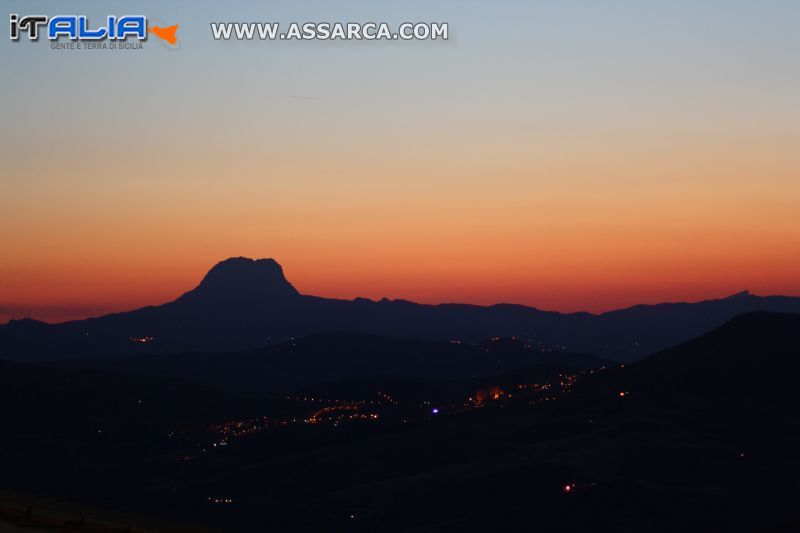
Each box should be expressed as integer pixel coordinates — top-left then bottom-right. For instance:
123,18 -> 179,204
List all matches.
2,0 -> 799,322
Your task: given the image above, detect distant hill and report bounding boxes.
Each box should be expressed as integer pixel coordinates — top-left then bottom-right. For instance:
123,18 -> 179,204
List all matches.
2,257 -> 799,362
606,310 -> 800,401
595,313 -> 800,443
50,332 -> 612,395
0,358 -> 249,439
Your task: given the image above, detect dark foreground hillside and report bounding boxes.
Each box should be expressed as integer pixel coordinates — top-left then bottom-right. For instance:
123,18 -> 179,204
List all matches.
1,312 -> 799,532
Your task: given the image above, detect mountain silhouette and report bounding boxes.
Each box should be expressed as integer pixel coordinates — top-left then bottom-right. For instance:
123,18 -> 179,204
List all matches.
2,257 -> 800,362
176,257 -> 299,305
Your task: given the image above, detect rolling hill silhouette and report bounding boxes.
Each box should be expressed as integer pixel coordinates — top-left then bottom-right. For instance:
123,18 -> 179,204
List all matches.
593,310 -> 800,402
49,332 -> 611,395
2,257 -> 799,362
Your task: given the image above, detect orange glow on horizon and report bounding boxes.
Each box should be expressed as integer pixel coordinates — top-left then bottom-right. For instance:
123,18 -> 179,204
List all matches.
2,246 -> 798,324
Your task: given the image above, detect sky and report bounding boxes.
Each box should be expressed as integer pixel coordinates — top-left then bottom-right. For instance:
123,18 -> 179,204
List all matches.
1,0 -> 799,322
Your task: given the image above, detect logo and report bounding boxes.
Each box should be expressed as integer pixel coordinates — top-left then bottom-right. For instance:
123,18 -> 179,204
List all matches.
150,24 -> 179,45
9,14 -> 180,50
